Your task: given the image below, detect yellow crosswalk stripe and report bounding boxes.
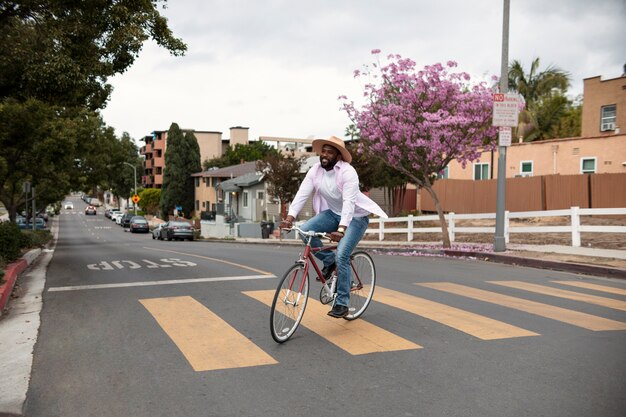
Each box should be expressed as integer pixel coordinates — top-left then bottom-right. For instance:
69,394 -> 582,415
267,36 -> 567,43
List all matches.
375,287 -> 538,340
552,281 -> 626,296
243,290 -> 421,354
140,296 -> 277,371
490,281 -> 626,312
420,283 -> 626,331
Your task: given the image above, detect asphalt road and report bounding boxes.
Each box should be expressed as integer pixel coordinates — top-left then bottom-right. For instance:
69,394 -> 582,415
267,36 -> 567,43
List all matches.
24,197 -> 626,417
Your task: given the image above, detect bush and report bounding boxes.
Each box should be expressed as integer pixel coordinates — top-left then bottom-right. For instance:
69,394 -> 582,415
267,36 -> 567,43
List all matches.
0,221 -> 22,263
20,229 -> 52,249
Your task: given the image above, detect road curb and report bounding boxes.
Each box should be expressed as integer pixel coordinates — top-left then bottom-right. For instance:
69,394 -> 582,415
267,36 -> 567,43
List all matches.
0,249 -> 42,315
201,238 -> 625,279
449,250 -> 626,279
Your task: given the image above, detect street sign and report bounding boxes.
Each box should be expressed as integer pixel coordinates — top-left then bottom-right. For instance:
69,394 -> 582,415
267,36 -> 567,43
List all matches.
492,93 -> 520,127
132,194 -> 140,204
498,127 -> 512,147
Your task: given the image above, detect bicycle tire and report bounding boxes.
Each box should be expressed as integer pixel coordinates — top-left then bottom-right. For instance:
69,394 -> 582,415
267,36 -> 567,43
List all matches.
270,263 -> 309,343
344,251 -> 376,320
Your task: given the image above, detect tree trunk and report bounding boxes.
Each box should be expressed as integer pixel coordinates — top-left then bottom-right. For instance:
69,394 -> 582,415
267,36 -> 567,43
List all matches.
422,184 -> 451,248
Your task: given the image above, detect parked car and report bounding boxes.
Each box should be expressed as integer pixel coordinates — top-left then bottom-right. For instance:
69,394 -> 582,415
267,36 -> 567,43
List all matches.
85,205 -> 97,215
158,221 -> 194,241
120,212 -> 134,228
18,217 -> 46,230
113,212 -> 124,224
128,216 -> 149,233
151,223 -> 164,240
64,201 -> 74,210
105,208 -> 121,219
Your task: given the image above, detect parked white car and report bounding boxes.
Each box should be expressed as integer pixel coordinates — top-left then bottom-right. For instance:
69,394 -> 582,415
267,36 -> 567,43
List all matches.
113,212 -> 124,224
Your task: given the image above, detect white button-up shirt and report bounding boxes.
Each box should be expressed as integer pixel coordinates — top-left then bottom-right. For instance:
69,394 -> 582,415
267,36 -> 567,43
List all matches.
288,160 -> 388,226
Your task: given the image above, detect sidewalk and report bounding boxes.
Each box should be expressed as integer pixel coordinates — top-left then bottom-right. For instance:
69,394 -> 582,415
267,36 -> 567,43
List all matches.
223,236 -> 626,279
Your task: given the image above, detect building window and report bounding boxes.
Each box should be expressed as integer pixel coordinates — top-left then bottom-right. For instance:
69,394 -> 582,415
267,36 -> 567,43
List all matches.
195,178 -> 199,187
580,157 -> 596,174
195,200 -> 199,211
257,191 -> 264,200
600,105 -> 616,131
243,191 -> 249,208
437,166 -> 449,179
473,163 -> 490,180
520,161 -> 533,177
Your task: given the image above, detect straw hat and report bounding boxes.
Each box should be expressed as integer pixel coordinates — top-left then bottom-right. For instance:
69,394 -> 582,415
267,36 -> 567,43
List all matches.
312,136 -> 352,163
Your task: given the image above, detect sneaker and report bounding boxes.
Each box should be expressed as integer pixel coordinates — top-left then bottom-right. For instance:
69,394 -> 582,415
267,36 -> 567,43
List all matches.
327,304 -> 349,318
319,262 -> 336,281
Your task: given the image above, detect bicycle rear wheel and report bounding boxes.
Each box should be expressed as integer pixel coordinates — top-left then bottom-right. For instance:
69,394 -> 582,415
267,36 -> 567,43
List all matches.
270,263 -> 309,343
345,251 -> 376,320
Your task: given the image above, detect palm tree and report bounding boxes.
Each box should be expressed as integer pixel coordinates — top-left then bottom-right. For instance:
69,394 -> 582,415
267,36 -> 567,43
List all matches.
508,58 -> 571,141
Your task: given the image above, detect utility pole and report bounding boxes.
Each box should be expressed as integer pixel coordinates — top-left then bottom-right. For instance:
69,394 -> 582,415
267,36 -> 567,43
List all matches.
494,0 -> 510,252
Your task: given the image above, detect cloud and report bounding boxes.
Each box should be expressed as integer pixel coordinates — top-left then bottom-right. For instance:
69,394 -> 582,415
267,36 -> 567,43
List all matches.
101,0 -> 626,143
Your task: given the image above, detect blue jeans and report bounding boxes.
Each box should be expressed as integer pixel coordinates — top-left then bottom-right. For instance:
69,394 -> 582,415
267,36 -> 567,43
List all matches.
299,210 -> 369,306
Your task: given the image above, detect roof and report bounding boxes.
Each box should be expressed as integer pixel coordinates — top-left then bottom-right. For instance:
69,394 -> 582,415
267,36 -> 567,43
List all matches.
192,161 -> 258,178
218,172 -> 264,192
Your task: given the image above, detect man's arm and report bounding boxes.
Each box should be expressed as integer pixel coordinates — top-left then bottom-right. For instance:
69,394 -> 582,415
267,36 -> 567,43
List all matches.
283,166 -> 317,223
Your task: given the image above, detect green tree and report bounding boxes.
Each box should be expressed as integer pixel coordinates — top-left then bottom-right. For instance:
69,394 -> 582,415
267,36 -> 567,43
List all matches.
0,99 -> 76,221
256,151 -> 304,218
107,133 -> 141,207
0,1 -> 186,219
159,124 -> 201,218
548,96 -> 582,138
508,58 -> 571,141
0,0 -> 186,110
203,141 -> 280,169
139,188 -> 161,216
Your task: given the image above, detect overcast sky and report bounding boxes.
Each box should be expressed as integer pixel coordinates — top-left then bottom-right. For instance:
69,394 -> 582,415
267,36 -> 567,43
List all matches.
100,0 -> 625,144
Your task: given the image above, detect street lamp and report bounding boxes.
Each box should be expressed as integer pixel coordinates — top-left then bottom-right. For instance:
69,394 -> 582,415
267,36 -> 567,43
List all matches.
123,162 -> 137,215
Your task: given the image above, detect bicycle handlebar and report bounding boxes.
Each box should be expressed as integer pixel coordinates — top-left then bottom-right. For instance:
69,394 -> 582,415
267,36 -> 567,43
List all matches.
281,225 -> 328,239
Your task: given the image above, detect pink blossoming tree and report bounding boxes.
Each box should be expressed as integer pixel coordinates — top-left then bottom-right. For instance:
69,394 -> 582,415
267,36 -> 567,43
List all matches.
342,51 -> 497,248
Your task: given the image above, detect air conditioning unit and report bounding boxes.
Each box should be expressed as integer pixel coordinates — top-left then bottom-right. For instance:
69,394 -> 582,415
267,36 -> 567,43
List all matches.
601,122 -> 615,131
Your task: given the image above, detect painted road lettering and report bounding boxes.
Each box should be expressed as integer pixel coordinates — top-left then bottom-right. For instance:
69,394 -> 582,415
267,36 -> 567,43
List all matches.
87,258 -> 197,271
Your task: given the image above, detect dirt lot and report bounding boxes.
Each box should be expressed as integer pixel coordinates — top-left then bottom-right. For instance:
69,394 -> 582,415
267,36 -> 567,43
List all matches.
363,216 -> 626,270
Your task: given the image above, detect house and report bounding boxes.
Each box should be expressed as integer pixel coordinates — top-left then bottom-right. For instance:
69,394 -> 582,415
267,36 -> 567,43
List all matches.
217,172 -> 266,222
192,161 -> 267,219
581,72 -> 625,137
140,126 -> 250,188
442,133 -> 626,181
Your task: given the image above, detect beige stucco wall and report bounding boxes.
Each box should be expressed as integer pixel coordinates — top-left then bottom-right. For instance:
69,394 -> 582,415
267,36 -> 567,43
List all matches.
581,75 -> 626,137
229,126 -> 249,147
446,134 -> 626,179
195,131 -> 223,166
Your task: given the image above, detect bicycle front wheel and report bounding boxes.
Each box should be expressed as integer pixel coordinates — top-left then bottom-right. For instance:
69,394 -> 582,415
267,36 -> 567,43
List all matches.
270,263 -> 309,343
345,251 -> 376,320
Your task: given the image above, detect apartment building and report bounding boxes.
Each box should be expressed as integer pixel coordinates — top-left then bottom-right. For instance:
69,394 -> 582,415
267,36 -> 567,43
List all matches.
140,126 -> 250,188
581,72 -> 625,137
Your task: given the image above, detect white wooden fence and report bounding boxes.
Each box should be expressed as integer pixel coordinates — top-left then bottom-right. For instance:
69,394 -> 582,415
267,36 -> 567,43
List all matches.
367,207 -> 626,247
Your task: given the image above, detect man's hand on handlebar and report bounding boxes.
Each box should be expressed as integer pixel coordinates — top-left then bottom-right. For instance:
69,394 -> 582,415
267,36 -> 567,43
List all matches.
328,231 -> 344,242
279,215 -> 295,230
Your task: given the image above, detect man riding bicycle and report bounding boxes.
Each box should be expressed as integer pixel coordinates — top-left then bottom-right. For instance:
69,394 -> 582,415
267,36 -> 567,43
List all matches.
280,136 -> 387,318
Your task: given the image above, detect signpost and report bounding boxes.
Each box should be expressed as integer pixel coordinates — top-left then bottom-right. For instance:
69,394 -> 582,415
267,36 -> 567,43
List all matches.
493,0 -> 511,253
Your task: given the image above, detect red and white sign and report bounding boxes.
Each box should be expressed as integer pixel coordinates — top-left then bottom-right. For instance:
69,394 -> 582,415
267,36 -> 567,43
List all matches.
498,126 -> 512,147
492,93 -> 520,127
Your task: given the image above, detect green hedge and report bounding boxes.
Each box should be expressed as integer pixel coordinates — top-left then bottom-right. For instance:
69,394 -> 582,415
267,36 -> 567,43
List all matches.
0,223 -> 52,266
0,222 -> 22,263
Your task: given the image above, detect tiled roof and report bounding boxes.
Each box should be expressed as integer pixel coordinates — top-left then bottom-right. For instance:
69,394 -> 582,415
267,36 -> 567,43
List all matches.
218,172 -> 264,192
191,161 -> 258,178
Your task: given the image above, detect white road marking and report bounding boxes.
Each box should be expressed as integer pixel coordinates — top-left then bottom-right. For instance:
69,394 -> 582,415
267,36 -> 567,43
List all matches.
48,274 -> 277,292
